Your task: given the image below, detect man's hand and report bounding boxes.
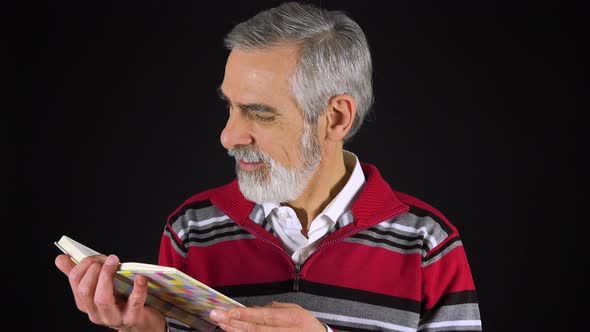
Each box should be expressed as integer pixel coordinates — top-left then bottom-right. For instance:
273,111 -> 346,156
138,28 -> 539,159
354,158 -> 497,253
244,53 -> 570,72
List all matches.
55,253 -> 167,332
209,301 -> 327,332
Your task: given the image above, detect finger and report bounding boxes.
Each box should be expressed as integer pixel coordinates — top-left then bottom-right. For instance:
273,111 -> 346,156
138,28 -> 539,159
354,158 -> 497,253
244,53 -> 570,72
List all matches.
55,254 -> 76,275
67,255 -> 106,287
218,322 -> 231,331
76,261 -> 102,320
264,301 -> 300,309
210,308 -> 230,324
68,257 -> 106,312
226,307 -> 301,327
215,317 -> 295,332
217,319 -> 256,332
210,310 -> 257,332
121,274 -> 149,327
79,254 -> 108,265
94,255 -> 123,327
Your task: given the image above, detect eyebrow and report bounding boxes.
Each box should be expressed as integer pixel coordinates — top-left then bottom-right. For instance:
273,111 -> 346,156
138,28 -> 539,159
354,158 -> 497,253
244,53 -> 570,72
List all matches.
217,87 -> 278,114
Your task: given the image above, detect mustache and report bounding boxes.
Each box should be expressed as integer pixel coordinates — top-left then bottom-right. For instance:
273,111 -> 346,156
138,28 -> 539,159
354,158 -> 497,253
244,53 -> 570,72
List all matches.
227,146 -> 270,163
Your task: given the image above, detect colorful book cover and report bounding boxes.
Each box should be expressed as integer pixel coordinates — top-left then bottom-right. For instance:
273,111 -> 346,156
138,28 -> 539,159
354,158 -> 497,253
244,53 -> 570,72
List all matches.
55,235 -> 244,331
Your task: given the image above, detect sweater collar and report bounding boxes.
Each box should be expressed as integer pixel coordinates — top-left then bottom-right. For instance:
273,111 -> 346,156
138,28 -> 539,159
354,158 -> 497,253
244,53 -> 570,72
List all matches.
210,180 -> 255,226
351,163 -> 409,226
211,162 -> 408,228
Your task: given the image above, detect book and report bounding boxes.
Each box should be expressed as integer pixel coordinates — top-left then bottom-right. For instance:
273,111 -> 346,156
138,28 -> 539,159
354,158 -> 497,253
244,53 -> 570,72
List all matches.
55,235 -> 244,332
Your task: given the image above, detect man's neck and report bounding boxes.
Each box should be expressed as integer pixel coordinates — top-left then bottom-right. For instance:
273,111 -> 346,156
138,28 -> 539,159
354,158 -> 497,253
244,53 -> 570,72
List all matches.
284,147 -> 351,235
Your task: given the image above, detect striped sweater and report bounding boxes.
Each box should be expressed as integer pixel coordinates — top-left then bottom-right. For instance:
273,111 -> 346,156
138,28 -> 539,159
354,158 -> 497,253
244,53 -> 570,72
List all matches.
159,163 -> 482,332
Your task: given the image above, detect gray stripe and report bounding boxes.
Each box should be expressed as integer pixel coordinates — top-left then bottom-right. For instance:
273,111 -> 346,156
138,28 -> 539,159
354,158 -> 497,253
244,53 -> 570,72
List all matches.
344,237 -> 424,256
166,317 -> 214,332
168,204 -> 257,250
170,205 -> 227,242
185,223 -> 247,243
419,319 -> 482,331
249,204 -> 277,236
383,213 -> 449,252
344,214 -> 451,258
166,318 -> 194,332
163,228 -> 187,258
249,204 -> 265,225
186,231 -> 255,248
233,293 -> 418,331
315,312 -> 417,332
359,226 -> 427,251
419,324 -> 481,332
261,218 -> 275,234
420,303 -> 481,326
337,211 -> 355,228
422,240 -> 463,268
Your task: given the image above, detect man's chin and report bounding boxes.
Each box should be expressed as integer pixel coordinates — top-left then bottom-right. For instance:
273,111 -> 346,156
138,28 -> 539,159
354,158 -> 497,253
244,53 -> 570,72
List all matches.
237,182 -> 269,203
238,160 -> 265,172
236,176 -> 283,203
236,167 -> 264,180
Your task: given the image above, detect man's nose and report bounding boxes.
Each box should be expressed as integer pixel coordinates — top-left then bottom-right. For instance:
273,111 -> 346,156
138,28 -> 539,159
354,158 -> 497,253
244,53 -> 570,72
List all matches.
220,111 -> 253,149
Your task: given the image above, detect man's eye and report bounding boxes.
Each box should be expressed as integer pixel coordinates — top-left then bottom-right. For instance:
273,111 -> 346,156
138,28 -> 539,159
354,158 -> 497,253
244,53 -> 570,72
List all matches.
253,113 -> 274,122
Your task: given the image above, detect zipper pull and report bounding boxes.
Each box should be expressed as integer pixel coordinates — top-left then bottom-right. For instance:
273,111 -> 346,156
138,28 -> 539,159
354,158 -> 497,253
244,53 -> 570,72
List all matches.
293,264 -> 301,292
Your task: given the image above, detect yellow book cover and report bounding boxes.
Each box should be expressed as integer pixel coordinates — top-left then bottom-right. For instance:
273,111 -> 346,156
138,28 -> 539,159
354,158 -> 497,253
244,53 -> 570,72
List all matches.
55,235 -> 244,331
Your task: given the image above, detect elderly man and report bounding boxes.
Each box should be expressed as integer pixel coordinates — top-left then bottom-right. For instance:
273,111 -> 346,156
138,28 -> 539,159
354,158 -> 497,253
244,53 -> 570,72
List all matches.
56,2 -> 482,332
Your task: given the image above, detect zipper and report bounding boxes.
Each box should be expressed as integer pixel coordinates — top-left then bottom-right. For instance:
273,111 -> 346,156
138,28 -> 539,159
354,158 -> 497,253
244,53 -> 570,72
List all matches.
294,264 -> 301,291
243,224 -> 289,256
243,224 -> 303,292
309,226 -> 371,260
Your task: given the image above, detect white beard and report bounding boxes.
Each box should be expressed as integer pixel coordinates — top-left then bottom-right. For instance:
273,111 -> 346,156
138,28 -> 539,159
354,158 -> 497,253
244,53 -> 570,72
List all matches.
227,123 -> 321,204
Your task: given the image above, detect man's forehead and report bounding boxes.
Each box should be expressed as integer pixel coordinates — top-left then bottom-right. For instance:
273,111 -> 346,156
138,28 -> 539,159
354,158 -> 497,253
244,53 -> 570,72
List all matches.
221,48 -> 297,104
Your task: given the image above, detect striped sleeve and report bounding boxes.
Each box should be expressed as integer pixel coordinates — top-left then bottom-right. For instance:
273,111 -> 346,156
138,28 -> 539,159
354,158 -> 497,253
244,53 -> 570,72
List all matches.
391,190 -> 482,331
158,195 -> 255,269
158,196 -> 215,269
414,208 -> 481,331
158,222 -> 187,270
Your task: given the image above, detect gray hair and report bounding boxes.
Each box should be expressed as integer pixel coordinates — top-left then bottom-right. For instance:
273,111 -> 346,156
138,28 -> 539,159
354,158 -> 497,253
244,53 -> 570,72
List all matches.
224,2 -> 373,142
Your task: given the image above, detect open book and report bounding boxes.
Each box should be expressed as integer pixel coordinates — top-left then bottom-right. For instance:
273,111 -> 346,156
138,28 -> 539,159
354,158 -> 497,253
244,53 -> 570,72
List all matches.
55,235 -> 244,332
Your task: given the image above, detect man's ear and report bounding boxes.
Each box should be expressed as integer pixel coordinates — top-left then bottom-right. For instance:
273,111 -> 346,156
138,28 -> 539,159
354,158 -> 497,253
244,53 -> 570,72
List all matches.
324,94 -> 356,141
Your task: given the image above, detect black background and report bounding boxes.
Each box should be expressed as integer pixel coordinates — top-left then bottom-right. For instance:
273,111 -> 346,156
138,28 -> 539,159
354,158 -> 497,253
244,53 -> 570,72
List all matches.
22,1 -> 584,331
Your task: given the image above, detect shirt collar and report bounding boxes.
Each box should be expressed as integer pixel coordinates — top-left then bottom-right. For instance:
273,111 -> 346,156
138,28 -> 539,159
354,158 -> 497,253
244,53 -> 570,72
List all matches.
260,150 -> 365,224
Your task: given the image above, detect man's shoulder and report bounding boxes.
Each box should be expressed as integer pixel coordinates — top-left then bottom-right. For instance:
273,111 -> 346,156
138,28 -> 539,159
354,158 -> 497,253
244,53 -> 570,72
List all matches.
166,180 -> 240,223
360,161 -> 458,235
163,180 -> 254,248
392,190 -> 443,217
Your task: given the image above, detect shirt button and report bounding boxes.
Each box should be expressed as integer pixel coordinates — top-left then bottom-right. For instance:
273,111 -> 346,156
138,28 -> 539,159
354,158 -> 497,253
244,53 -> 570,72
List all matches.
278,210 -> 288,219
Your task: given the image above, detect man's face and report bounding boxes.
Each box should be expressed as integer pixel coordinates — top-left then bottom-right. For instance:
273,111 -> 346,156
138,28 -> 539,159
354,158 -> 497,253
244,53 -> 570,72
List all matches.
219,46 -> 321,203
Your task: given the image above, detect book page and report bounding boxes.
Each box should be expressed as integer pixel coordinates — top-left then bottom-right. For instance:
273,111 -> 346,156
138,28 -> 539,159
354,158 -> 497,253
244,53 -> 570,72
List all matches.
119,262 -> 177,272
116,268 -> 244,324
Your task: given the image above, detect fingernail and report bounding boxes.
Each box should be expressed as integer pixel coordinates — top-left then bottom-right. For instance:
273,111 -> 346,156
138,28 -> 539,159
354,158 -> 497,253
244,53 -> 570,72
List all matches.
229,310 -> 240,319
210,309 -> 222,320
105,255 -> 119,266
136,277 -> 147,286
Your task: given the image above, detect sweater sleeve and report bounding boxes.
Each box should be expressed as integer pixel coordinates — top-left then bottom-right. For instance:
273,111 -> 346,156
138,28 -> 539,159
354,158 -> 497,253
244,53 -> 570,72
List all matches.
419,234 -> 482,331
158,222 -> 188,270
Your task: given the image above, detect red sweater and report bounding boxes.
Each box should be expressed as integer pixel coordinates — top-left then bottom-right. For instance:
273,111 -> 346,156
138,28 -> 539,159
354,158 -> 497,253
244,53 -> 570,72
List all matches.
159,163 -> 482,331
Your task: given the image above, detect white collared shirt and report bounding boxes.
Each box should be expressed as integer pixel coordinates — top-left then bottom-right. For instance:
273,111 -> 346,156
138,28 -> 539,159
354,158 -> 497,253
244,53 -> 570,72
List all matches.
261,151 -> 365,264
